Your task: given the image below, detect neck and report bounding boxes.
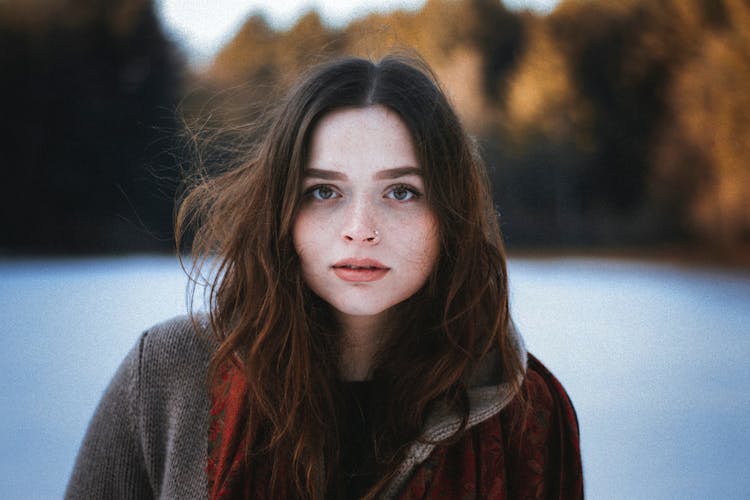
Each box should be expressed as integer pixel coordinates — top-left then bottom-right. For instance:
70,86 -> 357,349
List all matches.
336,312 -> 388,381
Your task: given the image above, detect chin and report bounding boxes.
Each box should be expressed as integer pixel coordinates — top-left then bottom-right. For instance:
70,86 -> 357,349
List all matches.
330,301 -> 390,318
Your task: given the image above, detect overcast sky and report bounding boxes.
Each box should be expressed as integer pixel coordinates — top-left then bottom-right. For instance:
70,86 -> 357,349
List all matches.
155,0 -> 561,66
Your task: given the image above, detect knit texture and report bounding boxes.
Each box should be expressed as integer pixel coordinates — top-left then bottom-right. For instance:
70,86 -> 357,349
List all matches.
65,316 -> 214,499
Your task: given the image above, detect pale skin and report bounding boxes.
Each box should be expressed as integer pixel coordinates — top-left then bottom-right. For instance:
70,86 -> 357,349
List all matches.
293,105 -> 441,381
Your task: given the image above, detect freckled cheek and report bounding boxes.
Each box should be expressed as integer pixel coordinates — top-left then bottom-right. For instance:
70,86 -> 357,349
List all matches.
292,239 -> 320,290
390,212 -> 441,270
421,216 -> 441,271
293,211 -> 334,278
291,214 -> 315,264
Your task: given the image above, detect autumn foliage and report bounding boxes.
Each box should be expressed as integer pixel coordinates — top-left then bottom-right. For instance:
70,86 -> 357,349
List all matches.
2,0 -> 748,256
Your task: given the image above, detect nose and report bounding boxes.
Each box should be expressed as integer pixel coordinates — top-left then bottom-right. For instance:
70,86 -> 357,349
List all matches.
341,199 -> 380,244
342,227 -> 379,243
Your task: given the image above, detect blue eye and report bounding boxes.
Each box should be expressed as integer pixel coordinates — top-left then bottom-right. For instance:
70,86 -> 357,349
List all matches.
308,185 -> 339,200
386,185 -> 419,201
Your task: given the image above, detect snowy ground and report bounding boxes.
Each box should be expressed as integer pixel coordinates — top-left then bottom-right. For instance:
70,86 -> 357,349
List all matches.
1,256 -> 748,499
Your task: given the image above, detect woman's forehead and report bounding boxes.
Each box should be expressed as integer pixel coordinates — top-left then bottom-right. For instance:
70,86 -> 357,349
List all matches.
306,105 -> 420,175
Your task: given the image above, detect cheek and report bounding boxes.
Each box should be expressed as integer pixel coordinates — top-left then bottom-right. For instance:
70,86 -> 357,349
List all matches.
292,211 -> 330,285
422,217 -> 441,271
292,214 -> 313,265
292,208 -> 317,249
400,212 -> 441,272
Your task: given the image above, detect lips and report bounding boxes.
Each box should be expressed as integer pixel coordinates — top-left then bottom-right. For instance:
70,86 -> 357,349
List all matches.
332,258 -> 390,282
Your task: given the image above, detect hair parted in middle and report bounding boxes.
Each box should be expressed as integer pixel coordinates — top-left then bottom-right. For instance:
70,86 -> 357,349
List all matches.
177,52 -> 524,499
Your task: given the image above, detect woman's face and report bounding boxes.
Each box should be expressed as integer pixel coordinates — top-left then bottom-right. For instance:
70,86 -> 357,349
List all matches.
293,105 -> 440,323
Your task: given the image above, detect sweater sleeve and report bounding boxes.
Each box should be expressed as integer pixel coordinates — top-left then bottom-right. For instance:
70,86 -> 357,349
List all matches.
65,332 -> 153,499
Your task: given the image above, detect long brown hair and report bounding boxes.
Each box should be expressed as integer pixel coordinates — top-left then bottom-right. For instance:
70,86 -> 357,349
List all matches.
177,53 -> 524,499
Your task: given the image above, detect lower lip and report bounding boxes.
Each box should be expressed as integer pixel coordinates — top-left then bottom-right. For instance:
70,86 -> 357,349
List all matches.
333,267 -> 389,282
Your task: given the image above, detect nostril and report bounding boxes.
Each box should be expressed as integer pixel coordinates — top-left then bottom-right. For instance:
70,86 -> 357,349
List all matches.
342,227 -> 379,243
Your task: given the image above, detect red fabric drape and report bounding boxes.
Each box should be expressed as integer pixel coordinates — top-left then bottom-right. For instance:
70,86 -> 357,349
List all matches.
206,364 -> 249,499
207,354 -> 583,499
399,355 -> 583,499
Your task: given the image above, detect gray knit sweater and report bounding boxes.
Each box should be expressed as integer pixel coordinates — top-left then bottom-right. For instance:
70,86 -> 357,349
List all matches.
65,316 -> 526,499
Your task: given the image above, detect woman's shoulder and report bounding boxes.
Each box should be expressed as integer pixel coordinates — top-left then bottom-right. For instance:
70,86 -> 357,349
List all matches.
466,354 -> 583,499
136,315 -> 215,493
501,353 -> 583,497
474,352 -> 579,443
66,315 -> 215,498
522,353 -> 579,426
138,314 -> 215,372
132,314 -> 216,407
394,355 -> 583,499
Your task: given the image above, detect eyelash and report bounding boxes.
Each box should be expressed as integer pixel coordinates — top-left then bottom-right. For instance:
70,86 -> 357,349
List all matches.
303,184 -> 423,202
305,185 -> 340,201
385,184 -> 421,201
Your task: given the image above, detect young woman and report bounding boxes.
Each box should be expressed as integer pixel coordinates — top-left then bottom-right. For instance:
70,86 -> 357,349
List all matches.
66,54 -> 583,499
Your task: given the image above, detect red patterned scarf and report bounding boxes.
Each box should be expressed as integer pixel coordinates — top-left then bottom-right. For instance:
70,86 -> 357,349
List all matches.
207,354 -> 583,499
206,363 -> 249,499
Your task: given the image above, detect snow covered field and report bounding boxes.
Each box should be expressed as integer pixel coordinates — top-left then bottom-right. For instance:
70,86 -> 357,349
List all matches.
1,256 -> 748,498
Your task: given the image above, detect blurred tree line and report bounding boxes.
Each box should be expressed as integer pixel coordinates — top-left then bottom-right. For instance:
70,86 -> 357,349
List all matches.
0,0 -> 183,253
2,0 -> 749,258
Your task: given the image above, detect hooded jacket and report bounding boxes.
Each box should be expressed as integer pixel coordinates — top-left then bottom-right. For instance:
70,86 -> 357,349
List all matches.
65,316 -> 582,499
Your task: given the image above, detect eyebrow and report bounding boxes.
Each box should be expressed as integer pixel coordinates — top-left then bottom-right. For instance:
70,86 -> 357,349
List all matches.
303,168 -> 346,180
374,166 -> 422,180
303,166 -> 422,181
